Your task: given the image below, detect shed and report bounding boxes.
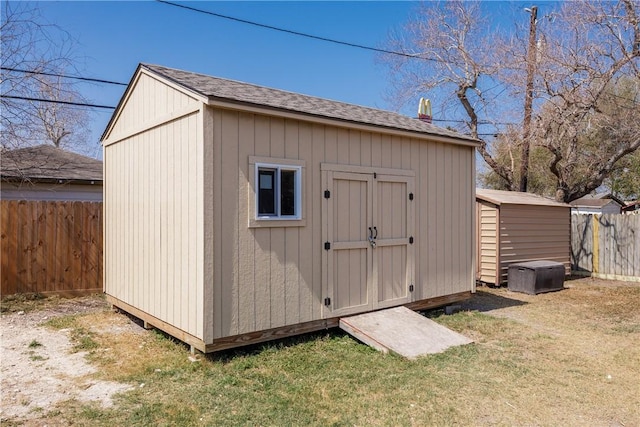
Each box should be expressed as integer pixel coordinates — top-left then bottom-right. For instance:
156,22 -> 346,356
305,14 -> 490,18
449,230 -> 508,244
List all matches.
570,193 -> 624,215
0,145 -> 103,201
101,63 -> 479,353
476,188 -> 571,285
623,200 -> 640,214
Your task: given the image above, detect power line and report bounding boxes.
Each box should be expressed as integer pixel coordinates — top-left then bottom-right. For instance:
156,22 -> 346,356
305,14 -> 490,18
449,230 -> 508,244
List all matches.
1,67 -> 128,86
1,95 -> 116,109
432,118 -> 518,126
155,0 -> 430,61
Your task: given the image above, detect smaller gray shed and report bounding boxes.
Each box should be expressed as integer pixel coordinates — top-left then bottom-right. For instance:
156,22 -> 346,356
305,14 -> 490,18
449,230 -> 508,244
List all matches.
570,193 -> 624,215
476,189 -> 571,285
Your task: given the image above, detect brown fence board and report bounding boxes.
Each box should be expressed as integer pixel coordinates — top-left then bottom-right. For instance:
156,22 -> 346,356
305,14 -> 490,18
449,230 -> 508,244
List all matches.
1,201 -> 17,295
44,202 -> 57,293
0,200 -> 103,296
16,201 -> 29,291
72,201 -> 83,290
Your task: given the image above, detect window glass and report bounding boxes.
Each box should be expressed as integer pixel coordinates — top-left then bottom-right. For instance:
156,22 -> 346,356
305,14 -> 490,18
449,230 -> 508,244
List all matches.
280,170 -> 296,216
258,169 -> 275,215
254,162 -> 302,221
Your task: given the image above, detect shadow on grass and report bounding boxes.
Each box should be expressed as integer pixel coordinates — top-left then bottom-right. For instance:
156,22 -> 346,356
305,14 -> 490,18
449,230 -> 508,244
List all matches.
207,329 -> 351,363
457,289 -> 529,313
114,291 -> 529,362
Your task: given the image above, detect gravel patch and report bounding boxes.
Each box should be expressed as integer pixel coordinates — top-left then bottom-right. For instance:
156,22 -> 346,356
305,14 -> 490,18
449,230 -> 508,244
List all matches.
0,297 -> 133,423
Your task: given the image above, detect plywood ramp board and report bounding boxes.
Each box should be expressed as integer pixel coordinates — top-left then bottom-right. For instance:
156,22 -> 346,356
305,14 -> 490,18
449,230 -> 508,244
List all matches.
339,306 -> 473,359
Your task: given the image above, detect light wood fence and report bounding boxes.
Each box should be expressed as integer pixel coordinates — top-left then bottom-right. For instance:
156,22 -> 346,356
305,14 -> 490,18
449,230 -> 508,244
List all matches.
571,214 -> 640,282
1,200 -> 103,296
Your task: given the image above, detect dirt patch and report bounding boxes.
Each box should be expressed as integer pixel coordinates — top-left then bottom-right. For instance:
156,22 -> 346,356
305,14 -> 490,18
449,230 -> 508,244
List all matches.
0,296 -> 135,423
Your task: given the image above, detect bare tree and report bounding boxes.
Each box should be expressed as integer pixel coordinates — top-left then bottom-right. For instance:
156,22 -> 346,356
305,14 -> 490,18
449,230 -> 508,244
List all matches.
383,0 -> 640,202
385,1 -> 521,189
32,75 -> 90,151
533,0 -> 640,202
1,1 -> 90,154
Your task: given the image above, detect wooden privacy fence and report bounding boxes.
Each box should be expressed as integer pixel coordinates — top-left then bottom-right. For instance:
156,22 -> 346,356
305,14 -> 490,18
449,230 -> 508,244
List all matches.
1,200 -> 103,296
571,214 -> 640,282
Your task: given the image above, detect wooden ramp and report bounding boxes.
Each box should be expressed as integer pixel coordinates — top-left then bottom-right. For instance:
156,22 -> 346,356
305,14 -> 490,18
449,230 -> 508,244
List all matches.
339,306 -> 473,359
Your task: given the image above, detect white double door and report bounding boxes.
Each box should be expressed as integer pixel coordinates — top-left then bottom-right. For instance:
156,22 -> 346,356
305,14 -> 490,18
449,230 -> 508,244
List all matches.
322,165 -> 415,317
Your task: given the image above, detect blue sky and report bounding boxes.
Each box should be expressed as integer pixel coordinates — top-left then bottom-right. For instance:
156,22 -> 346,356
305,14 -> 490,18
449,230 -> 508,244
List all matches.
32,1 -> 548,154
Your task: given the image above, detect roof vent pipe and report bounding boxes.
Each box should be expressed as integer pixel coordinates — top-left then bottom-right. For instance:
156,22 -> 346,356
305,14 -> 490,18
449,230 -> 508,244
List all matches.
418,98 -> 432,123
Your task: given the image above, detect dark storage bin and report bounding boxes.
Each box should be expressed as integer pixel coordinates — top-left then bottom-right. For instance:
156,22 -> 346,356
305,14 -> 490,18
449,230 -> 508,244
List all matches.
507,261 -> 565,295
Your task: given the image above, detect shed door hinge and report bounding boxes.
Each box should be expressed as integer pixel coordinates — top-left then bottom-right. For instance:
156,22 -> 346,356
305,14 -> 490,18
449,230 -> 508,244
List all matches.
324,297 -> 331,306
409,192 -> 414,201
409,236 -> 414,244
409,284 -> 414,292
324,241 -> 331,250
324,190 -> 330,199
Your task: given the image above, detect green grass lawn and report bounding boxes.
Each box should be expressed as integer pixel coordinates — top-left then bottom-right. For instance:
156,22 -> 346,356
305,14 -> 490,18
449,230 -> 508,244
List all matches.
4,278 -> 640,426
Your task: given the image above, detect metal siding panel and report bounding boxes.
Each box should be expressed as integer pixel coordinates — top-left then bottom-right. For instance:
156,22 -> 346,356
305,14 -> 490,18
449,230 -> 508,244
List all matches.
478,201 -> 497,283
498,204 -> 571,282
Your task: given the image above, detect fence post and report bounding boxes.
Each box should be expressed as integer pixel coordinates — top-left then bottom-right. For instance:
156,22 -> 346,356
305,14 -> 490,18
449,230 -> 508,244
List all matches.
592,215 -> 599,274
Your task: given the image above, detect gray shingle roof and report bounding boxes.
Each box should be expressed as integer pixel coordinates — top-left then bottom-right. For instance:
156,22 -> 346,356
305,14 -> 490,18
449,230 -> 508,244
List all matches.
570,193 -> 625,207
1,145 -> 103,183
569,198 -> 622,208
141,63 -> 478,144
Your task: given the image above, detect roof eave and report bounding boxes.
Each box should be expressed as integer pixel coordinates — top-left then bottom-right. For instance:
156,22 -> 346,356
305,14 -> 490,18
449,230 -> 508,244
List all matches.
205,96 -> 481,148
476,193 -> 570,208
475,194 -> 502,206
2,176 -> 103,185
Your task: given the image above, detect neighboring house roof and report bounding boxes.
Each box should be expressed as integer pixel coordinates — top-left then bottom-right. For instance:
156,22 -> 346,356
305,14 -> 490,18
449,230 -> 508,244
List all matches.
476,188 -> 569,208
569,194 -> 624,209
623,200 -> 640,212
1,145 -> 103,184
570,199 -> 618,208
105,63 -> 479,145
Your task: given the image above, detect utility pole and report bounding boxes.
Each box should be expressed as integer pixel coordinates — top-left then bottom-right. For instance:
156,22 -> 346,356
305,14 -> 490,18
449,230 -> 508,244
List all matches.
519,5 -> 538,193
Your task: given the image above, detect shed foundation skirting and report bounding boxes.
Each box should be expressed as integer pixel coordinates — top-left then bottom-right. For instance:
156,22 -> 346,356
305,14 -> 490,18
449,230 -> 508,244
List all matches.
106,295 -> 209,353
107,292 -> 472,353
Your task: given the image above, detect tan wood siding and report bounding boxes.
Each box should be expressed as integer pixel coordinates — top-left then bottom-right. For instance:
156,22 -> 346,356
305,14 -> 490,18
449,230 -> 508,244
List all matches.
497,205 -> 571,283
104,111 -> 204,339
108,73 -> 199,141
209,108 -> 475,338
